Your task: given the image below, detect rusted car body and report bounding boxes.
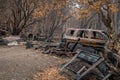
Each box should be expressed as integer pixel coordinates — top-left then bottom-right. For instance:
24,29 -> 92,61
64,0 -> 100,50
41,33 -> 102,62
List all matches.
61,28 -> 109,49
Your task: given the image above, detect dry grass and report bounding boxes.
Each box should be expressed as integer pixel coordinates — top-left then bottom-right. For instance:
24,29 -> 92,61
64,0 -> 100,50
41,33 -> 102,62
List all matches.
33,67 -> 70,80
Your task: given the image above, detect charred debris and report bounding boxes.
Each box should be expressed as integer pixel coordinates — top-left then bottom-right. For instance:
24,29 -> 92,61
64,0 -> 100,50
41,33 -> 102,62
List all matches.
0,28 -> 120,80
26,28 -> 120,80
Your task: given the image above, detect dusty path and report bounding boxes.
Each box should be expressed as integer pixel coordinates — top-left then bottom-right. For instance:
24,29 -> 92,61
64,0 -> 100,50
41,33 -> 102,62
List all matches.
0,46 -> 68,80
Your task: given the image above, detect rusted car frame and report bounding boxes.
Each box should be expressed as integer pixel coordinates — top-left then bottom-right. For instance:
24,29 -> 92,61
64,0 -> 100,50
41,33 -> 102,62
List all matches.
61,28 -> 109,50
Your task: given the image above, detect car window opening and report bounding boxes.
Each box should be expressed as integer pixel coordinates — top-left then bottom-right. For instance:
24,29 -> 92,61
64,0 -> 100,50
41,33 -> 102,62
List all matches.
67,30 -> 75,36
92,32 -> 105,40
77,30 -> 84,37
83,31 -> 88,38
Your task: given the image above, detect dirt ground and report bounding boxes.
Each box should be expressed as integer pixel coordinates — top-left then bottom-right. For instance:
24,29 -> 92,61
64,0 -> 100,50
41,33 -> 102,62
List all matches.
0,46 -> 68,80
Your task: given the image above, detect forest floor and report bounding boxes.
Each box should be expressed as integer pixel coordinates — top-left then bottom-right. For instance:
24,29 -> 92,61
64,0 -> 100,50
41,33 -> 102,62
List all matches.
0,46 -> 69,80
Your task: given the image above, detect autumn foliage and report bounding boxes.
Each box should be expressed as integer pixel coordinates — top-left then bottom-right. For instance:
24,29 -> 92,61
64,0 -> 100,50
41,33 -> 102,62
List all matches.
33,67 -> 69,80
0,0 -> 118,36
33,0 -> 67,18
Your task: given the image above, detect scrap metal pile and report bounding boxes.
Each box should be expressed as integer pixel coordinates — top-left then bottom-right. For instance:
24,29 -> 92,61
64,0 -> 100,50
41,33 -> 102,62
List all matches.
58,28 -> 120,80
41,28 -> 120,80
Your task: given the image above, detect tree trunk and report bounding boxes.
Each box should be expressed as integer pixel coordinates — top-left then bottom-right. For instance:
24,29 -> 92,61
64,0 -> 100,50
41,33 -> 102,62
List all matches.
12,28 -> 21,35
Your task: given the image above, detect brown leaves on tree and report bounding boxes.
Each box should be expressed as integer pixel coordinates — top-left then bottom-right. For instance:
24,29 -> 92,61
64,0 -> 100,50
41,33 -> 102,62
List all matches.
33,0 -> 67,18
109,4 -> 118,13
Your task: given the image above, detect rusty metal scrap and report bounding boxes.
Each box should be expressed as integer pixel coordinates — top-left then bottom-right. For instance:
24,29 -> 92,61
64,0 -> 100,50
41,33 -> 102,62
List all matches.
59,28 -> 120,80
60,50 -> 117,80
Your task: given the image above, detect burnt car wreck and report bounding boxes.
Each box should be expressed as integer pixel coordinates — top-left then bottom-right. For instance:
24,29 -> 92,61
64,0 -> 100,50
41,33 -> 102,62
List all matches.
26,27 -> 120,80
60,28 -> 109,51
59,28 -> 120,80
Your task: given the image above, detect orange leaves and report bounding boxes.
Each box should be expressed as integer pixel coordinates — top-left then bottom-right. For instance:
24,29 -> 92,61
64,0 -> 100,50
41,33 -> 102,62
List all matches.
32,9 -> 43,18
89,0 -> 118,13
75,8 -> 90,20
78,0 -> 89,4
109,4 -> 118,13
90,1 -> 102,11
76,0 -> 118,17
32,0 -> 67,18
79,9 -> 89,15
33,2 -> 50,18
32,0 -> 119,21
51,0 -> 66,10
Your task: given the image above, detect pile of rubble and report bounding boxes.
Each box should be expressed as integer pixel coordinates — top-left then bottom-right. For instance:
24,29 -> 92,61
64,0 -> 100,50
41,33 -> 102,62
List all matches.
37,28 -> 120,80
58,28 -> 120,80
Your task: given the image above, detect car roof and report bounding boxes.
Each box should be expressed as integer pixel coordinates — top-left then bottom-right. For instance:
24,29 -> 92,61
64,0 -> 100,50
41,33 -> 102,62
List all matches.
66,28 -> 105,33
